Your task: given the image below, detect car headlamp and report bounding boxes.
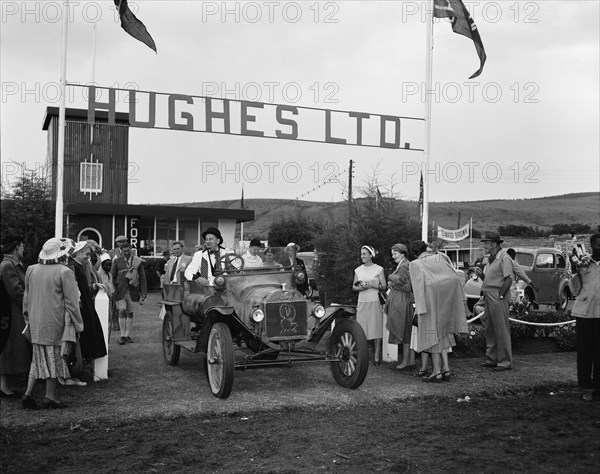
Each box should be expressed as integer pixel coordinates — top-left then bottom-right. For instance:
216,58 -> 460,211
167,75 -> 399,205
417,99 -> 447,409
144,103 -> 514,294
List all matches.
313,304 -> 325,319
251,308 -> 265,323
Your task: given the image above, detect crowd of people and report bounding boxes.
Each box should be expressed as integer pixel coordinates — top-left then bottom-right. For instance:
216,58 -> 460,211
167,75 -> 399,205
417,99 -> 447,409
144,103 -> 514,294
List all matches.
2,230 -> 598,408
0,234 -> 147,409
354,233 -> 599,396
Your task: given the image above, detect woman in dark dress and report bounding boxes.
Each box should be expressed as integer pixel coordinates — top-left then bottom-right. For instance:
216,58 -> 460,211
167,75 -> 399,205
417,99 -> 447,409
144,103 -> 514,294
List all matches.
69,242 -> 107,362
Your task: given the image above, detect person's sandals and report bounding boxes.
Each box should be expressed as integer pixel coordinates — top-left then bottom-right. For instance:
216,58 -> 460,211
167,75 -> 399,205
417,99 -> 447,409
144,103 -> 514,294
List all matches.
441,370 -> 451,382
21,395 -> 38,410
119,337 -> 127,345
42,397 -> 68,409
413,369 -> 429,377
422,372 -> 443,383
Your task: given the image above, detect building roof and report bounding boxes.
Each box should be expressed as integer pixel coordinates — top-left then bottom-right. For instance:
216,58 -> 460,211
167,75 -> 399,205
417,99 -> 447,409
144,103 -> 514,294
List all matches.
65,202 -> 254,223
42,107 -> 130,130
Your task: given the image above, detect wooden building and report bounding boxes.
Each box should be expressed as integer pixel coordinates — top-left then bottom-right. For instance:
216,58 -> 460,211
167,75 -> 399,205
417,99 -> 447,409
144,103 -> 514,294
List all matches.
43,107 -> 253,255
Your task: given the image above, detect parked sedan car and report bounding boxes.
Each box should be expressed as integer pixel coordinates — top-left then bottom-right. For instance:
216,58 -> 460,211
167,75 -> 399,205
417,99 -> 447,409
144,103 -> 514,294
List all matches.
512,247 -> 571,310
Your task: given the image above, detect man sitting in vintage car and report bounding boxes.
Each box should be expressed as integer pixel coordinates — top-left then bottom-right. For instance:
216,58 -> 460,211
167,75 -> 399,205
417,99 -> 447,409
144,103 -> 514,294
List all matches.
184,227 -> 228,285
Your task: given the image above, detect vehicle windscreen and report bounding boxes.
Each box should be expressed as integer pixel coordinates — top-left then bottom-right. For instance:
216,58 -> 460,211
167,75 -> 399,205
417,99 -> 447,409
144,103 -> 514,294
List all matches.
235,246 -> 294,270
515,253 -> 534,267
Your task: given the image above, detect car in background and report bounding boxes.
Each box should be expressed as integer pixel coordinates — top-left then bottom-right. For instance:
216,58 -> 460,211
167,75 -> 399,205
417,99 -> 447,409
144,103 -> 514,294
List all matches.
297,251 -> 320,301
512,247 -> 571,310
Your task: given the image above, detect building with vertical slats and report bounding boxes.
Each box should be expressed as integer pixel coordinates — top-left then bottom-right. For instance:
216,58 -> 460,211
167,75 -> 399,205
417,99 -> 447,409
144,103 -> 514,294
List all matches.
43,107 -> 253,256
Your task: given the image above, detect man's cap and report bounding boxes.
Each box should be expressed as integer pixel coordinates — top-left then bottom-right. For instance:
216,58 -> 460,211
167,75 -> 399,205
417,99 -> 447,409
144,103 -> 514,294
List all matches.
115,235 -> 127,242
100,253 -> 112,263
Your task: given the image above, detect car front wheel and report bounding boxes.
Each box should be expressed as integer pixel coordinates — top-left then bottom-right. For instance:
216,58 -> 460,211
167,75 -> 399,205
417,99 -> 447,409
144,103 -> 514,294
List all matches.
205,322 -> 234,399
329,318 -> 369,389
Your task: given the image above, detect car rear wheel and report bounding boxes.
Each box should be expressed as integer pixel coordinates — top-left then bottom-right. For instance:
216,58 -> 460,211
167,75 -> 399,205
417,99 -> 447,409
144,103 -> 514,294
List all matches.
162,309 -> 180,366
205,322 -> 234,399
330,318 -> 369,389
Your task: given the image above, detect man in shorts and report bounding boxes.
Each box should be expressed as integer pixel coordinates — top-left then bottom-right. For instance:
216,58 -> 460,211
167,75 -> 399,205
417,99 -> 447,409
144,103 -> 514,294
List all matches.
110,243 -> 147,345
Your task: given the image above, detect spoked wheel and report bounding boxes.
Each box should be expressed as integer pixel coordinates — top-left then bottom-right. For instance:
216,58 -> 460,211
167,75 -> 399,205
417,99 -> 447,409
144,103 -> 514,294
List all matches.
162,309 -> 180,366
329,318 -> 369,389
205,322 -> 234,399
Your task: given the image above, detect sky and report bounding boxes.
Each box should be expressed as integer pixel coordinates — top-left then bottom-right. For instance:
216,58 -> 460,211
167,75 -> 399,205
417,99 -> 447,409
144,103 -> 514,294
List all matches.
1,0 -> 599,206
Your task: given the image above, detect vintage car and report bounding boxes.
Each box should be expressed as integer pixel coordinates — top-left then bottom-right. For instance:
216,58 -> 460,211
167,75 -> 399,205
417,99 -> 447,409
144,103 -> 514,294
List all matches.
160,248 -> 368,399
463,247 -> 571,313
512,247 -> 571,310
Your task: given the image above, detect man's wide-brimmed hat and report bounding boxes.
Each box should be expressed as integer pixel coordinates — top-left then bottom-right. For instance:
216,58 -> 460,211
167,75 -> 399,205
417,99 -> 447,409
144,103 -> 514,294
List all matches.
201,227 -> 223,244
39,238 -> 75,264
480,232 -> 504,244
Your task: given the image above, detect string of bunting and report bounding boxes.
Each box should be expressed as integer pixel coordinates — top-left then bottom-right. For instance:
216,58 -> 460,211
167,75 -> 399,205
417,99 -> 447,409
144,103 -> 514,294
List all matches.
262,168 -> 347,216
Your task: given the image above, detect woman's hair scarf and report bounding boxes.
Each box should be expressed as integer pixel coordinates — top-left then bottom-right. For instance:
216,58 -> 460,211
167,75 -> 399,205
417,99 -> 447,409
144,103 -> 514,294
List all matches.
361,245 -> 376,258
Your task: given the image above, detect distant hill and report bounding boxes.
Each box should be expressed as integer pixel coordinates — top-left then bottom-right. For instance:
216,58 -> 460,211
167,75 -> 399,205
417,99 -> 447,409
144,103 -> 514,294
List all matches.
174,192 -> 600,237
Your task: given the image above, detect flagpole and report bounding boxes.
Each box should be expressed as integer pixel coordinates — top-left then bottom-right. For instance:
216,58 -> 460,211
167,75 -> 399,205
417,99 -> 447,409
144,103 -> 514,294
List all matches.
421,2 -> 434,242
469,217 -> 473,264
55,0 -> 69,237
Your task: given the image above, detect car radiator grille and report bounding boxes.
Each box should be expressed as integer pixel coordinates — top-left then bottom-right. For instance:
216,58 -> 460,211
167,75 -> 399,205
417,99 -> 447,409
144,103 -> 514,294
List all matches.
264,300 -> 308,340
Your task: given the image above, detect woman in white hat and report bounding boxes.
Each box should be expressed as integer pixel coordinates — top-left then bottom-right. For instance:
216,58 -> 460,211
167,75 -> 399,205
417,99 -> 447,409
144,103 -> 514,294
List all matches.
21,238 -> 84,409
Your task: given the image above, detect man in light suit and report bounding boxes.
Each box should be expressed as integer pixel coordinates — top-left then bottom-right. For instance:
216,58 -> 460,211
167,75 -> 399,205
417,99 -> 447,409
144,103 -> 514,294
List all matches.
184,227 -> 226,284
163,241 -> 192,285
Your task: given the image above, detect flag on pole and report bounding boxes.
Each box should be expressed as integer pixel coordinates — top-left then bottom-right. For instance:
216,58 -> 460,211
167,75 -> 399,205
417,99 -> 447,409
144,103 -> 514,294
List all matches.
240,185 -> 245,209
418,172 -> 424,218
114,0 -> 157,52
433,0 -> 486,79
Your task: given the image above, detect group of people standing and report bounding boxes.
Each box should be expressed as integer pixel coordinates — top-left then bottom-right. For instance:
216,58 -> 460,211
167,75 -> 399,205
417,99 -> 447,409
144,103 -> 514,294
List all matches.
354,240 -> 468,382
0,233 -> 147,409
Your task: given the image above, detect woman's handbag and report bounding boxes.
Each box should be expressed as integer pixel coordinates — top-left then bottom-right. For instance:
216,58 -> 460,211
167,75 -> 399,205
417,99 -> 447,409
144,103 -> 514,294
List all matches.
412,313 -> 419,327
377,283 -> 387,306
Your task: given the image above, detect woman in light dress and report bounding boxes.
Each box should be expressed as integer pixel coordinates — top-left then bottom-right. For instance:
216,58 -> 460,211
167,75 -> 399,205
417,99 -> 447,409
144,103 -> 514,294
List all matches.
353,245 -> 386,365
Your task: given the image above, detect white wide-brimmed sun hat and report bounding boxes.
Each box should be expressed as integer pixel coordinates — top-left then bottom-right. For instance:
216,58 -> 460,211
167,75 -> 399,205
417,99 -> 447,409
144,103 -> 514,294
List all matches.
38,238 -> 76,264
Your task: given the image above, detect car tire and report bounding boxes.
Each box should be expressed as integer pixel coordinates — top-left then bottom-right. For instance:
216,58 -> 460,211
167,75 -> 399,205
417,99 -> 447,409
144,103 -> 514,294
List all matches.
329,318 -> 369,389
162,309 -> 181,366
205,322 -> 235,399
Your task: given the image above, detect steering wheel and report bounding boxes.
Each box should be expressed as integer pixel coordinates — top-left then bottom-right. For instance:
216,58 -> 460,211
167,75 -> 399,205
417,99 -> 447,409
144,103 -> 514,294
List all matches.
218,254 -> 244,272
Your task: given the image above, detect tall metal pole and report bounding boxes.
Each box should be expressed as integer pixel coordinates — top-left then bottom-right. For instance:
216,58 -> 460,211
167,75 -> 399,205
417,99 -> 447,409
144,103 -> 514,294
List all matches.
348,159 -> 353,226
421,4 -> 434,242
55,0 -> 69,237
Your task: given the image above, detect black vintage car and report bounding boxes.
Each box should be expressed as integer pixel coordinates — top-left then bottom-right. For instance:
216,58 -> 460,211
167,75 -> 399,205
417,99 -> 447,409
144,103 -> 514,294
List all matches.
160,248 -> 368,398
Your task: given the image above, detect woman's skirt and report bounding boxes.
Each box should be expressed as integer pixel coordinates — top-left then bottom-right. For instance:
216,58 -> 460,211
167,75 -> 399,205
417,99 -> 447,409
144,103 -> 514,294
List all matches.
29,344 -> 70,379
357,301 -> 383,340
385,290 -> 413,344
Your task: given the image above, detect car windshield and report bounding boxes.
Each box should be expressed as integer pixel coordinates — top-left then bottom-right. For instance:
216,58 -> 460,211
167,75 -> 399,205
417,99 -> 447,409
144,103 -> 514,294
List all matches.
515,252 -> 534,267
230,246 -> 296,271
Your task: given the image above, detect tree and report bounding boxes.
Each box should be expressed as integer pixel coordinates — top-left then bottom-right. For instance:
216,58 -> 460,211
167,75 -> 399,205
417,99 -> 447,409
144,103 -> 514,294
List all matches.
267,215 -> 322,251
1,166 -> 55,265
314,180 -> 420,305
550,223 -> 593,235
